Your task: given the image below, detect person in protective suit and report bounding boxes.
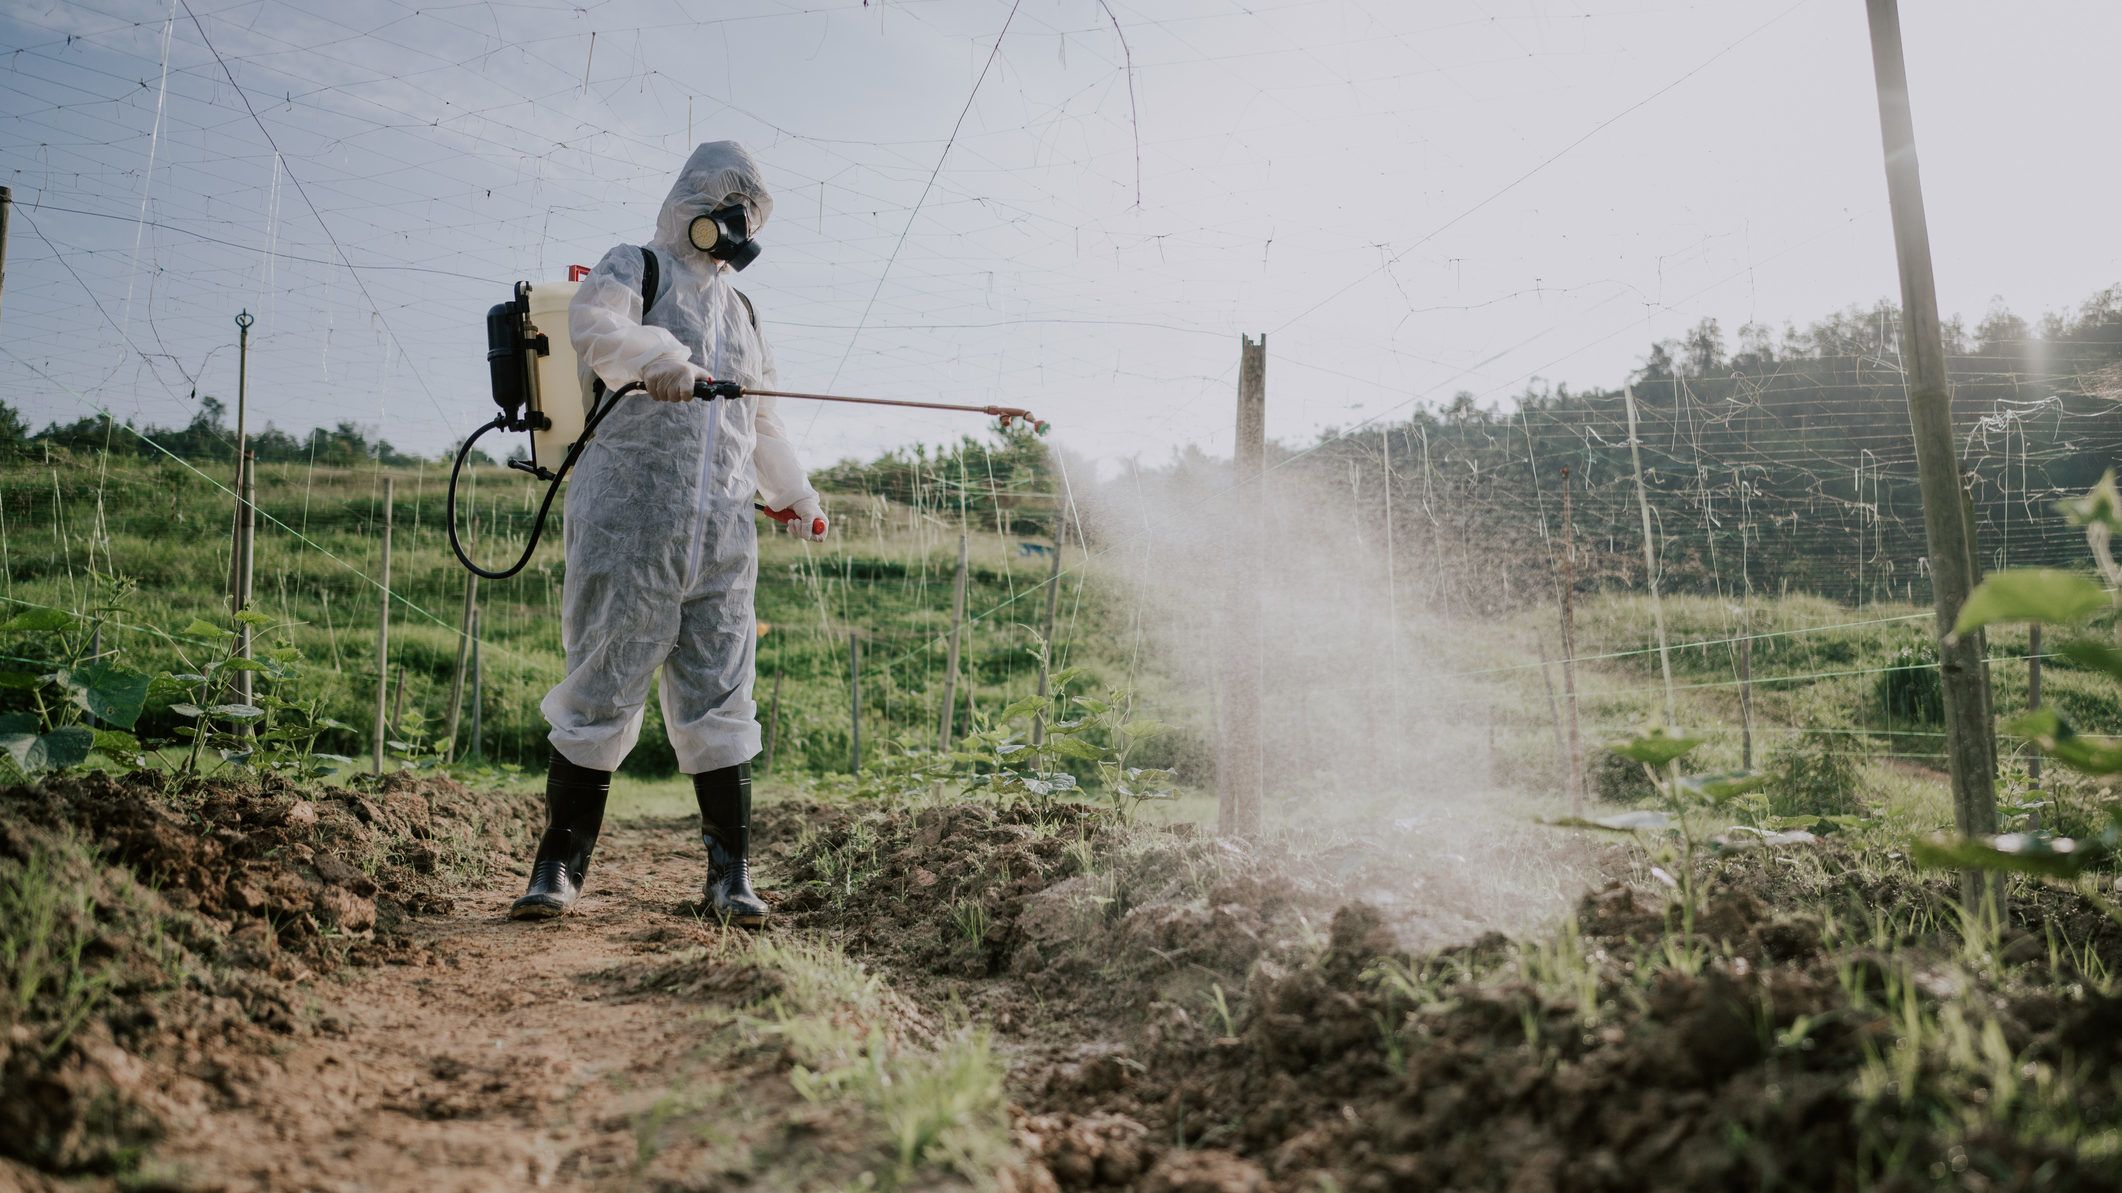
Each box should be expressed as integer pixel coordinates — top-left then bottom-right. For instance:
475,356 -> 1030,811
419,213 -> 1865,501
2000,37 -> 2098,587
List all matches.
510,141 -> 825,927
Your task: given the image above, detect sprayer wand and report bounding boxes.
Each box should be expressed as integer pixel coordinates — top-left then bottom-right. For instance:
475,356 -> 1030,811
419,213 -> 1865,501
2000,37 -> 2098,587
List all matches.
693,379 -> 1048,434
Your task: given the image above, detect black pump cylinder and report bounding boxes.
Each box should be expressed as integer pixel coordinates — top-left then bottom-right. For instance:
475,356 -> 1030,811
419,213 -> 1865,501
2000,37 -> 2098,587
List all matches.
486,299 -> 528,422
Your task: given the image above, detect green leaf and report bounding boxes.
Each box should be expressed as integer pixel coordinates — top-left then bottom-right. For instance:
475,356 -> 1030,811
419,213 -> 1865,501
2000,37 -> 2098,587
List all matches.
1712,826 -> 1818,851
1121,719 -> 1170,740
1071,695 -> 1112,715
2,726 -> 92,774
169,703 -> 205,719
1610,728 -> 1703,767
208,704 -> 264,721
0,712 -> 37,736
233,609 -> 277,628
58,662 -> 151,729
1,607 -> 77,633
0,670 -> 44,690
91,729 -> 143,763
1049,666 -> 1089,689
2054,639 -> 2122,684
1909,832 -> 2102,879
2007,708 -> 2122,775
1046,734 -> 1105,761
1544,809 -> 1672,833
1953,569 -> 2109,636
178,618 -> 236,643
1676,770 -> 1767,804
997,695 -> 1047,723
2058,471 -> 2122,533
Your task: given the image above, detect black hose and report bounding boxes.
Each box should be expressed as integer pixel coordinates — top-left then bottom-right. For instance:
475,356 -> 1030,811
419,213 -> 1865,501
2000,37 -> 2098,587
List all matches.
446,381 -> 641,580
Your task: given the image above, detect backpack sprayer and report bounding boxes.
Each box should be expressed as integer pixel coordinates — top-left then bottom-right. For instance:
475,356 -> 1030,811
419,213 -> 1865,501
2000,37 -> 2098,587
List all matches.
448,267 -> 1048,580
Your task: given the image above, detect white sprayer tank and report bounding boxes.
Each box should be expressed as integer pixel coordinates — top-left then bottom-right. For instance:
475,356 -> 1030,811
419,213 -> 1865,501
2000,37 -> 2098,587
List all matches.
519,279 -> 587,473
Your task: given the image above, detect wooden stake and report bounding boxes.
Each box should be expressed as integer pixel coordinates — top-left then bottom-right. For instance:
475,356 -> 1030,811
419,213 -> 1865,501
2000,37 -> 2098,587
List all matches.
1738,624 -> 1756,771
2027,624 -> 2042,790
1559,466 -> 1584,813
1536,637 -> 1568,792
938,532 -> 968,750
467,607 -> 483,761
1864,0 -> 2000,912
848,632 -> 863,774
1221,333 -> 1267,837
764,669 -> 784,774
373,477 -> 393,776
1032,523 -> 1064,746
444,518 -> 479,762
1623,385 -> 1677,728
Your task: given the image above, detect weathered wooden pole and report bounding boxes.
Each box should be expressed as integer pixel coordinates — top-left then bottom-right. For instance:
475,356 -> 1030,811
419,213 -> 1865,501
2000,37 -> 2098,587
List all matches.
372,477 -> 393,775
1738,626 -> 1757,771
848,631 -> 863,774
938,532 -> 969,750
1559,466 -> 1584,813
1031,523 -> 1065,747
0,185 -> 11,322
1222,333 -> 1267,837
2027,624 -> 2042,789
444,518 -> 479,762
466,608 -> 483,761
1536,637 -> 1569,790
1623,385 -> 1677,728
764,669 -> 784,773
1863,0 -> 2000,912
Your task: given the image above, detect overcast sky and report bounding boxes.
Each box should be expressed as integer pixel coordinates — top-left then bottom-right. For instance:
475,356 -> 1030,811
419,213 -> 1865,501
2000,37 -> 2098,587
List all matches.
4,0 -> 2118,473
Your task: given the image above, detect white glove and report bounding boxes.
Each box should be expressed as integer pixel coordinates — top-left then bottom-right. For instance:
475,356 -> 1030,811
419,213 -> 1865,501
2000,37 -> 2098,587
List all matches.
641,355 -> 705,403
783,496 -> 828,542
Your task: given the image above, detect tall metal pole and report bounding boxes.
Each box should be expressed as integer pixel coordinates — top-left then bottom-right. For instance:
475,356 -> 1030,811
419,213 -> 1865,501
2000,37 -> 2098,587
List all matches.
938,532 -> 969,750
1863,0 -> 1999,912
1623,385 -> 1678,728
1222,334 -> 1267,837
228,311 -> 254,630
373,477 -> 392,776
1559,466 -> 1583,814
234,450 -> 256,710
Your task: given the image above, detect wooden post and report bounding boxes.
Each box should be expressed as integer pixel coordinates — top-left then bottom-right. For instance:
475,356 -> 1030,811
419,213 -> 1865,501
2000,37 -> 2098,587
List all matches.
1222,333 -> 1267,837
0,185 -> 11,322
1380,427 -> 1403,724
938,532 -> 968,750
848,631 -> 863,774
1863,0 -> 2000,912
1031,523 -> 1064,746
1623,385 -> 1677,728
444,520 -> 478,762
1559,466 -> 1584,813
764,669 -> 784,773
467,607 -> 482,761
2027,624 -> 2042,789
1536,637 -> 1569,791
372,477 -> 393,775
1738,626 -> 1756,771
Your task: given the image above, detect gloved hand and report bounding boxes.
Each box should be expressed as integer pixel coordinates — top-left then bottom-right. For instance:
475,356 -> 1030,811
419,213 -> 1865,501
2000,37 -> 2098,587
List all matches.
642,355 -> 706,403
782,496 -> 828,542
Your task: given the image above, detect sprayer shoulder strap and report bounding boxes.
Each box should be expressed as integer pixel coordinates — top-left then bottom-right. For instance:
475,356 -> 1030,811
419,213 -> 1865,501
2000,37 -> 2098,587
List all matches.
634,246 -> 757,334
638,245 -> 660,316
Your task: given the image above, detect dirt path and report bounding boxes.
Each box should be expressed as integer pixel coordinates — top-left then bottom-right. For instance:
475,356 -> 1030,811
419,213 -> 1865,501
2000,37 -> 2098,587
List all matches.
153,820 -> 740,1193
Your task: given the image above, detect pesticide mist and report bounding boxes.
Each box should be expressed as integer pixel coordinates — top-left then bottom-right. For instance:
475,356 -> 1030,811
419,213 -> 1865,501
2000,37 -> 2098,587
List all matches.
1077,446 -> 1601,944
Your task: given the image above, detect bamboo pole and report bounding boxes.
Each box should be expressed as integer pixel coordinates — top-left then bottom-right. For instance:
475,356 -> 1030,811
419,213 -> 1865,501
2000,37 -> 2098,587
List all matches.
938,532 -> 968,750
848,632 -> 863,774
1559,466 -> 1584,813
1863,0 -> 2000,914
1623,385 -> 1677,728
372,477 -> 393,776
444,518 -> 478,762
1221,333 -> 1267,837
1031,524 -> 1064,746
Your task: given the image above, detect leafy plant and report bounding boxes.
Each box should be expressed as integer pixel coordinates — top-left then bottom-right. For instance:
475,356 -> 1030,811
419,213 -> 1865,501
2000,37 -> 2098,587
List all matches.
0,583 -> 154,779
1765,728 -> 1864,817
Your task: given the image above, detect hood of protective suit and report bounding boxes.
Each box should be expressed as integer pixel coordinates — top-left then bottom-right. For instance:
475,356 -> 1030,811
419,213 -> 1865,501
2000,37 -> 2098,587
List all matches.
652,141 -> 773,261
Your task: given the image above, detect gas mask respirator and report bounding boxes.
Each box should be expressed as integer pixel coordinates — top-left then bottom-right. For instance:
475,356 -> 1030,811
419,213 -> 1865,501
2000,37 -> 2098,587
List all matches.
688,202 -> 760,270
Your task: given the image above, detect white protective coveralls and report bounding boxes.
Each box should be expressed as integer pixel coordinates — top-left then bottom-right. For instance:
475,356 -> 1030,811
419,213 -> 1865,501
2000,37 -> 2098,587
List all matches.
542,141 -> 817,774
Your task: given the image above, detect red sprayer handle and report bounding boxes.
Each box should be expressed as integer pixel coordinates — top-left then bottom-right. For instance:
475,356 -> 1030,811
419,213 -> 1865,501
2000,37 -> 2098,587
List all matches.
755,503 -> 827,539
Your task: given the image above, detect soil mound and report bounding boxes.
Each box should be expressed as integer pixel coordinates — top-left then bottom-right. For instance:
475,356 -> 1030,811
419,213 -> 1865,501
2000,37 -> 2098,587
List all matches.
0,770 -> 533,1178
774,800 -> 2122,1191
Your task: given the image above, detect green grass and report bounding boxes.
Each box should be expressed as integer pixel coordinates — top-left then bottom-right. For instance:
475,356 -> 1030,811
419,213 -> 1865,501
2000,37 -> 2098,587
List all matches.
1,446 -> 1132,781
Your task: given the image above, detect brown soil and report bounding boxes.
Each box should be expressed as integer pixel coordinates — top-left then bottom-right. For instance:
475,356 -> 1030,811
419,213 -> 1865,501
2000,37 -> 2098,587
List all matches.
5,781 -> 2118,1192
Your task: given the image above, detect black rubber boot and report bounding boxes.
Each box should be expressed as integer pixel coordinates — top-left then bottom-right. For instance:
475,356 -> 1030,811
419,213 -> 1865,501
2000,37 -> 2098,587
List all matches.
694,762 -> 768,928
509,753 -> 612,921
